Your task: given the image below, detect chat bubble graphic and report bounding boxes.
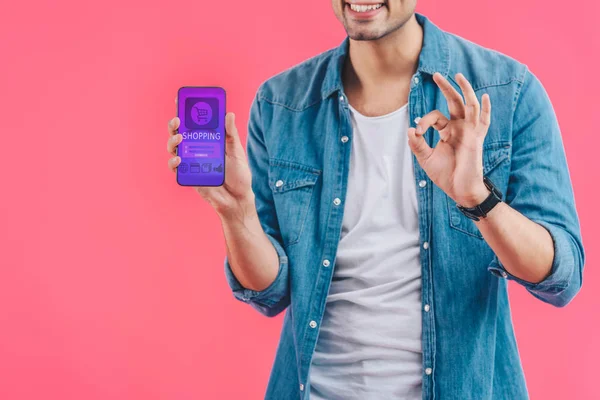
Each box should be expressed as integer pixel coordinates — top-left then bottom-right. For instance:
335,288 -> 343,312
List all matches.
181,142 -> 220,158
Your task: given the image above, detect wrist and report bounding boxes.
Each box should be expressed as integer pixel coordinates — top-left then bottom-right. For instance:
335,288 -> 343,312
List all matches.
456,184 -> 490,208
216,191 -> 258,223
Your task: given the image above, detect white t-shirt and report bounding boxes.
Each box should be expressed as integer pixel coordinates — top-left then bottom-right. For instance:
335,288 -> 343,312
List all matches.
309,102 -> 423,399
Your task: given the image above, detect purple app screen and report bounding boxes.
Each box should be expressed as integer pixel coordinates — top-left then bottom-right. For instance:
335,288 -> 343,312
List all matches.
177,87 -> 225,186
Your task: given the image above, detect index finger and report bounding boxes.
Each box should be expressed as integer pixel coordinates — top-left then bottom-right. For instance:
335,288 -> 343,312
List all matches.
168,117 -> 180,136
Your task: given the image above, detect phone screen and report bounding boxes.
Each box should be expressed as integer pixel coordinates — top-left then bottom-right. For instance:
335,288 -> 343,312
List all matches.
176,86 -> 226,186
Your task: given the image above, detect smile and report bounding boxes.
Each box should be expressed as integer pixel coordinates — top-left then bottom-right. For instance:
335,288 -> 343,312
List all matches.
348,3 -> 384,12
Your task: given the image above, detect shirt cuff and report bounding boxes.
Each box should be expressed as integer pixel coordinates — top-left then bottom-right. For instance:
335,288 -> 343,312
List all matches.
487,219 -> 573,295
223,233 -> 289,309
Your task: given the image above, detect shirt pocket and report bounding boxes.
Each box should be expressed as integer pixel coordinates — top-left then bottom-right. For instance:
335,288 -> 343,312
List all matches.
268,158 -> 321,248
446,141 -> 512,239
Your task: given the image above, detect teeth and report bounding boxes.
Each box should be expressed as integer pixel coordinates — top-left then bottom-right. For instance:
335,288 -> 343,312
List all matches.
349,3 -> 383,12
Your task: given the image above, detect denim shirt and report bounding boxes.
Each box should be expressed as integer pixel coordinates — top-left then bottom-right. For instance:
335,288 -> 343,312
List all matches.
223,13 -> 585,400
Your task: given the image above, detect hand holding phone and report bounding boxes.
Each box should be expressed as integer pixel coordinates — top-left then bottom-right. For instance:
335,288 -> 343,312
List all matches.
167,88 -> 255,215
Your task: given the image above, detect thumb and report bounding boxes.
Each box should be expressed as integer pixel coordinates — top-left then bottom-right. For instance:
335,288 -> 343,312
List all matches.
407,126 -> 433,166
224,112 -> 247,160
225,112 -> 240,142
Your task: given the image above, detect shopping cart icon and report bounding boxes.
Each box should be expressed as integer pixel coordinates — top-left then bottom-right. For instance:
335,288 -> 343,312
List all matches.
193,106 -> 209,123
185,97 -> 219,129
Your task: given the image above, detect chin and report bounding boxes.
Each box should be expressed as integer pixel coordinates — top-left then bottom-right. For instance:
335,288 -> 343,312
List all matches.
346,27 -> 387,41
349,32 -> 382,41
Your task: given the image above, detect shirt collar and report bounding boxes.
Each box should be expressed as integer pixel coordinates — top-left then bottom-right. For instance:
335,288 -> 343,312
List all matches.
321,12 -> 450,99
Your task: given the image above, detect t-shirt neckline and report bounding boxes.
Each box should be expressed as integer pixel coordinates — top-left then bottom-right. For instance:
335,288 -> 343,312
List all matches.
347,102 -> 409,121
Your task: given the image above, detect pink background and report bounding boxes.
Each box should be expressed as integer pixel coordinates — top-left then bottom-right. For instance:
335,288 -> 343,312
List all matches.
0,0 -> 598,399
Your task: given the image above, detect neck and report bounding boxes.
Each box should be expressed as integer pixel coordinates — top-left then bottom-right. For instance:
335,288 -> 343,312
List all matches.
343,14 -> 423,91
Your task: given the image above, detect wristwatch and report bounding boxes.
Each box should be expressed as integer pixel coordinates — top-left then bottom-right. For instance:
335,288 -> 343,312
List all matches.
456,176 -> 503,221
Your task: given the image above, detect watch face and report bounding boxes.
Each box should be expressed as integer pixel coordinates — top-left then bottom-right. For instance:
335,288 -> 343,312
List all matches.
492,185 -> 502,199
484,176 -> 503,199
456,204 -> 481,221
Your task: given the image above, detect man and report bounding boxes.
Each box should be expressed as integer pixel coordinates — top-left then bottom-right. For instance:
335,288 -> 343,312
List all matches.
166,2 -> 585,399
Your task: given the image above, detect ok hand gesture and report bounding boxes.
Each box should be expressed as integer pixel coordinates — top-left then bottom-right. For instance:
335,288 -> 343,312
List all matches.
407,72 -> 491,208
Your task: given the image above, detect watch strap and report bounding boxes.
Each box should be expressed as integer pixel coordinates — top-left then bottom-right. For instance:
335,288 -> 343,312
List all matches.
456,176 -> 503,221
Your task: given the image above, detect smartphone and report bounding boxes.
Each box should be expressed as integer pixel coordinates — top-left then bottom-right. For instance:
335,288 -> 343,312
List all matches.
176,86 -> 226,186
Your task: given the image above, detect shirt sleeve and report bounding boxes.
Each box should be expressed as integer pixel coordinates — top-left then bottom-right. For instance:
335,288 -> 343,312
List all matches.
486,66 -> 585,308
223,88 -> 291,317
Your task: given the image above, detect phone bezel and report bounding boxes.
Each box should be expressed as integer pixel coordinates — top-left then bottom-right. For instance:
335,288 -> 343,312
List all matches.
176,86 -> 226,187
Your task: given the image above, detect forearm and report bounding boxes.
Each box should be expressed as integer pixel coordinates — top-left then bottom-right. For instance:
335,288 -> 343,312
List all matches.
475,202 -> 554,284
218,193 -> 280,292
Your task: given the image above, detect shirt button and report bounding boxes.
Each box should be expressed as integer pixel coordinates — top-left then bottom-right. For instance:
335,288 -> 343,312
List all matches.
413,76 -> 420,84
275,179 -> 284,187
300,383 -> 304,391
424,304 -> 430,312
309,320 -> 317,328
339,95 -> 345,102
418,180 -> 427,188
501,271 -> 508,278
425,367 -> 432,375
333,198 -> 341,206
322,259 -> 330,267
341,135 -> 349,143
423,241 -> 429,249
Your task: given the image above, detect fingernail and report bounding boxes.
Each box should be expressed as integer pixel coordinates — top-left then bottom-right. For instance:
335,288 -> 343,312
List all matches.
416,125 -> 423,134
414,117 -> 421,124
